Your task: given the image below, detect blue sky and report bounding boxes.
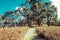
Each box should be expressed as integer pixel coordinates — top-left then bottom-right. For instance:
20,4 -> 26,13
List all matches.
0,0 -> 26,14
0,0 -> 51,15
0,0 -> 60,19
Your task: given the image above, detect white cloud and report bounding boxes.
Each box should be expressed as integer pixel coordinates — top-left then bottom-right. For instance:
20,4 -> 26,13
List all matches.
15,7 -> 24,12
15,7 -> 19,10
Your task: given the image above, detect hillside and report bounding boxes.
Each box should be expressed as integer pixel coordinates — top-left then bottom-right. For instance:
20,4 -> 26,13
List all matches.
0,26 -> 60,40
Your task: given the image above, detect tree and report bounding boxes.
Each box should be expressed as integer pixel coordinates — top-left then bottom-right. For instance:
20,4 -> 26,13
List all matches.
27,0 -> 58,24
3,0 -> 58,26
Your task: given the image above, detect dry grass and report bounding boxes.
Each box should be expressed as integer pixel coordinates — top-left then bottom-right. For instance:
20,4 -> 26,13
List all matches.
0,25 -> 60,40
0,27 -> 29,40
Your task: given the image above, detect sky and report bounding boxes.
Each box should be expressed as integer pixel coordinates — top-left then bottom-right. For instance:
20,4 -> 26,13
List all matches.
0,0 -> 60,19
0,0 -> 26,14
51,0 -> 60,19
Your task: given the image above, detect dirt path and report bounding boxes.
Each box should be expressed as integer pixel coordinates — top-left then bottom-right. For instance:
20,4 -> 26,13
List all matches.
0,26 -> 60,40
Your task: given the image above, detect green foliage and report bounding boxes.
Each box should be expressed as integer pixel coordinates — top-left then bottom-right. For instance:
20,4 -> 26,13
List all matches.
0,14 -> 2,19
